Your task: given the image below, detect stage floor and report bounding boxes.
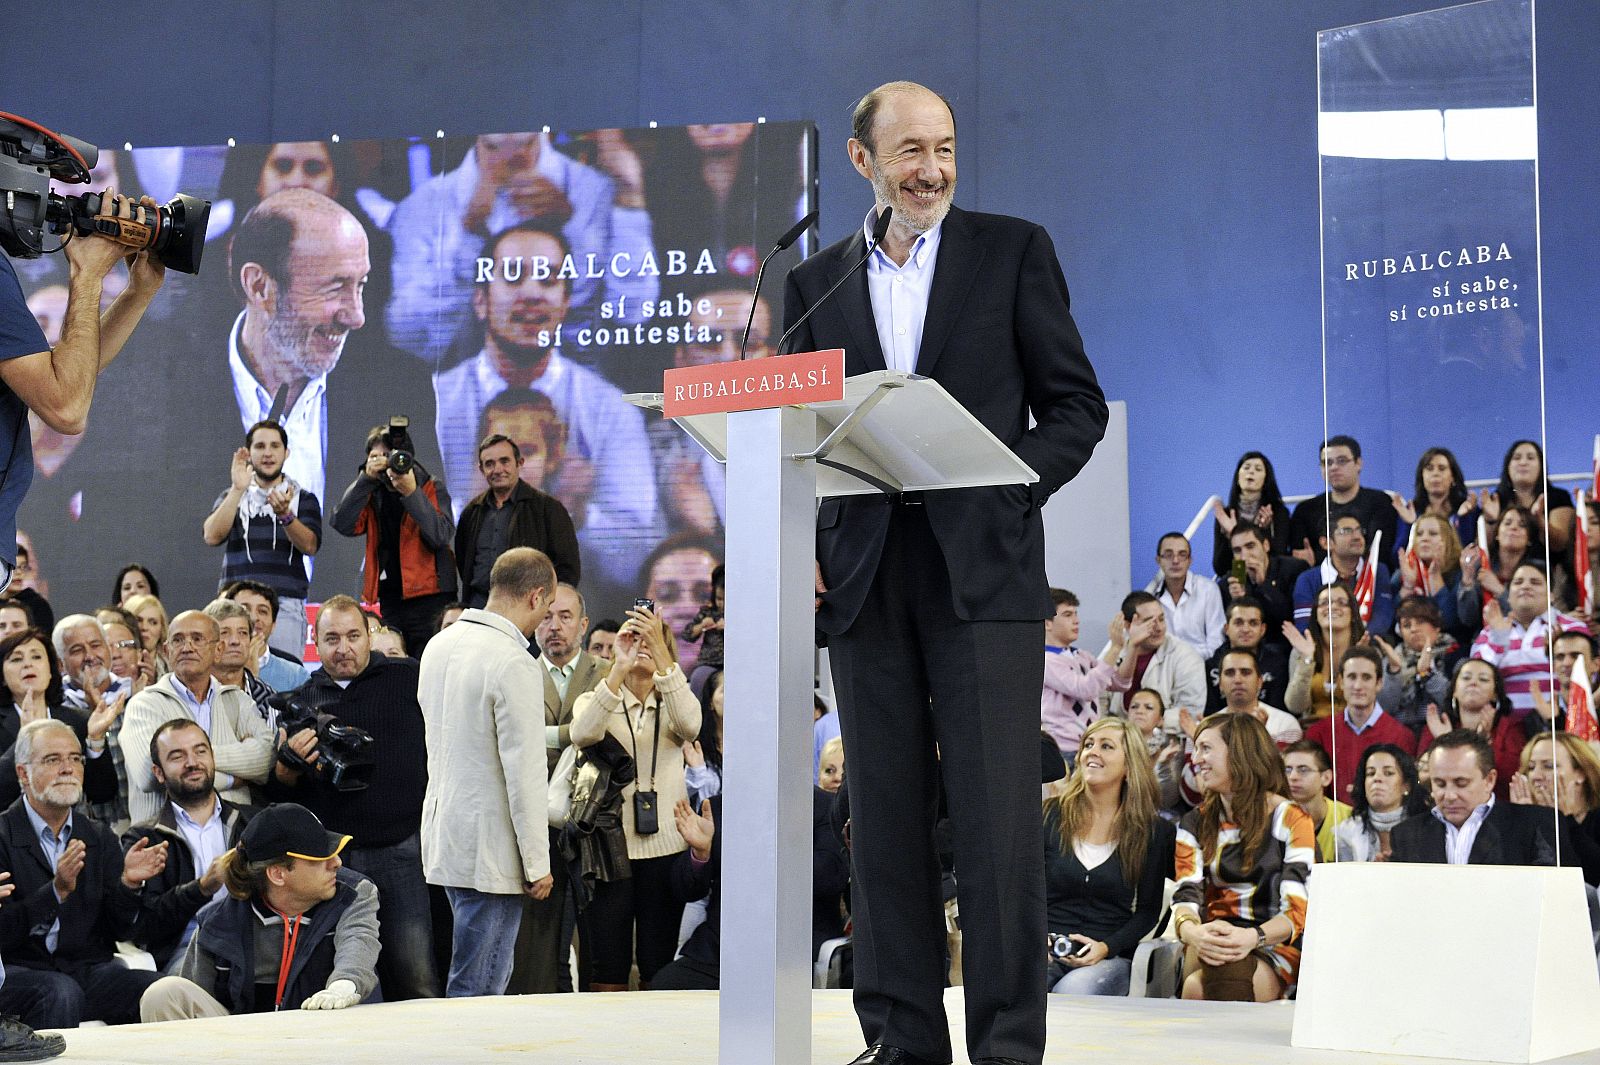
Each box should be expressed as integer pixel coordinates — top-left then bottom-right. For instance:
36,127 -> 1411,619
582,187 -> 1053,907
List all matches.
52,988 -> 1600,1064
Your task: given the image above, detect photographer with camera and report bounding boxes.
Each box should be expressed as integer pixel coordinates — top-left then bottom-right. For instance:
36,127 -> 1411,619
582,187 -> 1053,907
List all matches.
0,202 -> 160,595
268,594 -> 438,1000
331,420 -> 456,657
0,112 -> 208,596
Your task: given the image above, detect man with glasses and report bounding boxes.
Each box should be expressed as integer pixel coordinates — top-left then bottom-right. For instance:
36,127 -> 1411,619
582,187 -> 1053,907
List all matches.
1292,511 -> 1395,636
648,289 -> 774,538
0,719 -> 169,1029
1287,435 -> 1399,569
1147,532 -> 1225,658
120,611 -> 275,823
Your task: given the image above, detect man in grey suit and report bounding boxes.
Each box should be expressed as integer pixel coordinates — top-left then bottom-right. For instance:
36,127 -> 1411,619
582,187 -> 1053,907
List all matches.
508,582 -> 607,993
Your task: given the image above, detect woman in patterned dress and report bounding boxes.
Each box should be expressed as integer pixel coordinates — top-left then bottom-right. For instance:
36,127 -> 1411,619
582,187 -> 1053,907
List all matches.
1172,711 -> 1314,1001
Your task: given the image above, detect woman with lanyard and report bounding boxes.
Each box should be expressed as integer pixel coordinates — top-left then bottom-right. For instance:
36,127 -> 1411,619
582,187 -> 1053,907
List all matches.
571,603 -> 702,991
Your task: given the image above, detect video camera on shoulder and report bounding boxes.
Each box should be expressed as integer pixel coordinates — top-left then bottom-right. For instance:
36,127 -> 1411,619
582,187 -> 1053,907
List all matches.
0,111 -> 210,273
383,416 -> 415,477
269,690 -> 376,792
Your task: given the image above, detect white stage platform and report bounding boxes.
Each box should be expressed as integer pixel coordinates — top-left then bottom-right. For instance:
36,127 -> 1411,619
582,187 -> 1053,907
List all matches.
51,988 -> 1600,1064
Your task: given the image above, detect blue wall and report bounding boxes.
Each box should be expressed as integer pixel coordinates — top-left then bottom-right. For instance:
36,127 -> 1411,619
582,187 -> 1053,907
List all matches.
4,0 -> 1594,583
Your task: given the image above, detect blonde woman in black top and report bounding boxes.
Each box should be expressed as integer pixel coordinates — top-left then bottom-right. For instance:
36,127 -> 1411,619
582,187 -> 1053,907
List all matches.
1042,716 -> 1176,995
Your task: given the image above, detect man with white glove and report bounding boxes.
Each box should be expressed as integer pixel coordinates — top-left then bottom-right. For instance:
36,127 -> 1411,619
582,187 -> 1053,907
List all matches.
140,804 -> 380,1020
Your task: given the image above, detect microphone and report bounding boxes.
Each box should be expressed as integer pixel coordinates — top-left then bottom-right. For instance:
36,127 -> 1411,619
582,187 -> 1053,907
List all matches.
775,205 -> 892,356
738,209 -> 818,361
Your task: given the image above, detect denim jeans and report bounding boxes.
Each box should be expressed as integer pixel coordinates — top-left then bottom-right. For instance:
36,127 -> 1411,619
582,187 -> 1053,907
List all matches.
342,833 -> 440,999
444,887 -> 524,997
1049,956 -> 1132,996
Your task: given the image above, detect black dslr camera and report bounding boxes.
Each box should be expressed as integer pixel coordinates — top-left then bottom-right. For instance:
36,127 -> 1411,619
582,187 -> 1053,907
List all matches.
270,690 -> 376,792
383,416 -> 415,476
0,110 -> 210,273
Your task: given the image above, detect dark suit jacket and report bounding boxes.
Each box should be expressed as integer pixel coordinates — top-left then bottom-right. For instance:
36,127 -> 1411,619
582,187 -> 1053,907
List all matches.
539,651 -> 608,773
782,206 -> 1108,633
0,705 -> 119,810
1389,801 -> 1563,866
0,798 -> 141,971
120,798 -> 256,968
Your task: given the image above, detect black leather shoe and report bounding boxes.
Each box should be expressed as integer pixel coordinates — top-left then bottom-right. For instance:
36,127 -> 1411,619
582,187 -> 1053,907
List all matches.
845,1046 -> 943,1065
0,1016 -> 64,1062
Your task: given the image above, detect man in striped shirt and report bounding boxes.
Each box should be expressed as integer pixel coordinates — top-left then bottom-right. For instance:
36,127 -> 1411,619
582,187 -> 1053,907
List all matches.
1470,561 -> 1587,715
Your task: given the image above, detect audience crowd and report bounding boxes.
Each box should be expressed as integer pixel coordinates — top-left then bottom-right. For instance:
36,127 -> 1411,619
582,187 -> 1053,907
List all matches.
0,375 -> 1596,1051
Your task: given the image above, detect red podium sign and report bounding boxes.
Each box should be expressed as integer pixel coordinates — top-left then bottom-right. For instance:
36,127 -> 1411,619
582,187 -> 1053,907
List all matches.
662,348 -> 844,418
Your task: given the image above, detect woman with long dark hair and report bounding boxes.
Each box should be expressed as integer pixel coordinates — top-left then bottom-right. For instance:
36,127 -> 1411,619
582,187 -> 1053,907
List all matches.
1042,717 -> 1176,995
1390,447 -> 1477,547
1172,712 -> 1312,1002
1483,439 -> 1576,564
1211,452 -> 1290,575
1335,744 -> 1427,861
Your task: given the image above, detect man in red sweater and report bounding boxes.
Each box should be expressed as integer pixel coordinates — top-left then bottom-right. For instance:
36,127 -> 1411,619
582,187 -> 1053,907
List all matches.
1306,645 -> 1417,800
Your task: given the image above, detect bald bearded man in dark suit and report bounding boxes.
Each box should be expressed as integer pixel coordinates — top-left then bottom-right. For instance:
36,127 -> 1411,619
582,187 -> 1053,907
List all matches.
784,81 -> 1107,1065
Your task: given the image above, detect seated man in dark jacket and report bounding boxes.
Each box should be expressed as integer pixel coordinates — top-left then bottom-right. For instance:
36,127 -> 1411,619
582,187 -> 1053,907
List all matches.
139,803 -> 379,1019
1390,729 -> 1562,865
0,720 -> 168,1028
121,719 -> 256,970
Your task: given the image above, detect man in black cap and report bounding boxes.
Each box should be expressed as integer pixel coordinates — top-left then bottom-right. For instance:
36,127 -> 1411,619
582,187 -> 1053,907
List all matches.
138,803 -> 380,1020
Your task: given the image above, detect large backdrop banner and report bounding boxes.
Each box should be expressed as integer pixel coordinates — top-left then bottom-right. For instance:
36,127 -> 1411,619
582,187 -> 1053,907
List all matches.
13,120 -> 816,670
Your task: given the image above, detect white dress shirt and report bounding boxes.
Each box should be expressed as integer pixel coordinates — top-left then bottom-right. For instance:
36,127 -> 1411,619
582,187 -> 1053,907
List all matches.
1151,571 -> 1226,658
1434,795 -> 1495,864
864,207 -> 942,373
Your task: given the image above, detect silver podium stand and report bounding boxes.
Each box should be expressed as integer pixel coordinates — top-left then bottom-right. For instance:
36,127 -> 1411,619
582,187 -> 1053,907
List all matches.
628,367 -> 1037,1065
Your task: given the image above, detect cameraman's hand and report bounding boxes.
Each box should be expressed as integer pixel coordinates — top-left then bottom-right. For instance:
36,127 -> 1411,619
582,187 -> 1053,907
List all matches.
122,197 -> 166,296
363,451 -> 389,481
274,726 -> 319,785
386,467 -> 418,497
62,188 -> 139,282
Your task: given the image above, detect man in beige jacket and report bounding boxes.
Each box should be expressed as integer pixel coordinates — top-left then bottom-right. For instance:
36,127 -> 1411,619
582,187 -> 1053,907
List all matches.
120,610 -> 276,824
418,546 -> 556,997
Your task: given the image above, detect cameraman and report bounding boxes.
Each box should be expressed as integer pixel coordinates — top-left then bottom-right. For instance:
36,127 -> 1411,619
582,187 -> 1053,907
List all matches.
0,193 -> 163,591
268,594 -> 438,1000
331,424 -> 456,657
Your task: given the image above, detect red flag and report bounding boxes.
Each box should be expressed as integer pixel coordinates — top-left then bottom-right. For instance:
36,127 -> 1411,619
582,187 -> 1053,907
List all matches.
1354,530 -> 1381,625
1576,490 -> 1593,617
1567,658 -> 1599,744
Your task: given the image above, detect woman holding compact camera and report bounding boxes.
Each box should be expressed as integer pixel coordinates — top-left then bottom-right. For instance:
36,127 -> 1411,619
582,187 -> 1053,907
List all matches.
1042,717 -> 1176,996
570,601 -> 703,991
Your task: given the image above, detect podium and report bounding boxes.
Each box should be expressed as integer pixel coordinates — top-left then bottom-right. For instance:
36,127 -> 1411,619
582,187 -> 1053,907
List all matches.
1292,863 -> 1600,1063
628,355 -> 1037,1065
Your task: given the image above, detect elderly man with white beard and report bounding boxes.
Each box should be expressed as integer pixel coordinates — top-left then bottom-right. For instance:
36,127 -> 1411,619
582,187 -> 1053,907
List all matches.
0,720 -> 168,1029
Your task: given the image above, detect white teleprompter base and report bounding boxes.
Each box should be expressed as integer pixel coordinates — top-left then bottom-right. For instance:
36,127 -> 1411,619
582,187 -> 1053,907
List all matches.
1292,862 -> 1600,1063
